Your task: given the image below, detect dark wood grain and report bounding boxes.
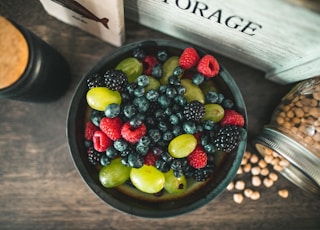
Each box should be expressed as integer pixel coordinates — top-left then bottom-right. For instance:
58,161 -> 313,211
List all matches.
0,1 -> 319,229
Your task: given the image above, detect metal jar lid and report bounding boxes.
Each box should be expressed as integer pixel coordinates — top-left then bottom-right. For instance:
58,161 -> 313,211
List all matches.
254,126 -> 320,195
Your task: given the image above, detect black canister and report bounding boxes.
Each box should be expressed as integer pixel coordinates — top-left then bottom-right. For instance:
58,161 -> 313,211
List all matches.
0,17 -> 70,102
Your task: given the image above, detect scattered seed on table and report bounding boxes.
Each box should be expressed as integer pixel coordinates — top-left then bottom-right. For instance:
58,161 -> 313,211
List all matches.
235,180 -> 245,190
233,193 -> 244,204
251,166 -> 261,175
244,188 -> 253,198
260,168 -> 269,176
250,191 -> 260,200
243,163 -> 252,173
252,175 -> 262,187
263,178 -> 274,188
258,159 -> 267,168
269,172 -> 278,182
250,154 -> 259,164
227,181 -> 234,191
278,189 -> 289,198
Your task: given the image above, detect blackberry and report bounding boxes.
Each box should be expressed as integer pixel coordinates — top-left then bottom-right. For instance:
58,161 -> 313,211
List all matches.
87,147 -> 103,166
87,73 -> 105,89
214,125 -> 241,153
104,69 -> 128,91
183,101 -> 205,121
193,165 -> 215,182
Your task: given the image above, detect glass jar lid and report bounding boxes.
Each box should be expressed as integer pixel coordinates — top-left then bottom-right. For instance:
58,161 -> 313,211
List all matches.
254,126 -> 320,195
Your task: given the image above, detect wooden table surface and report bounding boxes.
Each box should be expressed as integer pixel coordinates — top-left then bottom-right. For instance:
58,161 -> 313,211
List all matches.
1,1 -> 319,229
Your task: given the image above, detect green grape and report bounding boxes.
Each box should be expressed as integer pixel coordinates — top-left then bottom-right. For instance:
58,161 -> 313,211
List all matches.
160,56 -> 182,84
168,134 -> 197,158
86,87 -> 122,111
115,57 -> 143,82
180,79 -> 205,104
144,76 -> 160,92
130,165 -> 165,194
164,169 -> 187,194
203,103 -> 225,123
99,158 -> 131,188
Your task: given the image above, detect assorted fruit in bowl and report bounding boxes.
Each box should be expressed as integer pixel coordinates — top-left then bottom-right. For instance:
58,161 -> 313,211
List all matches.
83,44 -> 247,197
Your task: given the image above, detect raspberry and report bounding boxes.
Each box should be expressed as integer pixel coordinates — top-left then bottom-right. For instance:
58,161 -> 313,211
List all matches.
187,145 -> 208,169
121,121 -> 147,144
100,117 -> 123,140
84,121 -> 99,140
220,109 -> 245,127
92,130 -> 112,152
179,47 -> 200,69
144,152 -> 159,166
197,54 -> 220,78
142,55 -> 159,75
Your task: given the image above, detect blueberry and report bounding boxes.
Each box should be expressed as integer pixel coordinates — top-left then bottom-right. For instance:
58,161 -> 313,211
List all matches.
136,143 -> 149,155
203,120 -> 215,130
183,121 -> 197,134
134,86 -> 145,97
104,103 -> 120,118
156,159 -> 170,172
146,89 -> 159,101
126,82 -> 138,95
158,121 -> 168,132
204,143 -> 215,154
130,116 -> 142,128
157,50 -> 168,62
152,64 -> 163,79
132,47 -> 145,60
169,114 -> 179,125
206,91 -> 219,103
192,72 -> 205,85
139,136 -> 151,146
137,75 -> 150,87
90,109 -> 104,126
172,125 -> 183,136
168,75 -> 180,85
175,95 -> 187,106
123,104 -> 137,119
113,139 -> 128,152
158,94 -> 172,108
222,98 -> 234,109
128,153 -> 144,168
148,129 -> 162,143
217,93 -> 225,104
163,131 -> 173,141
100,154 -> 111,166
176,85 -> 186,95
171,159 -> 182,171
161,151 -> 174,163
165,86 -> 177,98
173,66 -> 183,77
106,146 -> 119,158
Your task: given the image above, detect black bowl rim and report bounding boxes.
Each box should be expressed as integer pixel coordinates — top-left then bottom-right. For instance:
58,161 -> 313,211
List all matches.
67,39 -> 248,218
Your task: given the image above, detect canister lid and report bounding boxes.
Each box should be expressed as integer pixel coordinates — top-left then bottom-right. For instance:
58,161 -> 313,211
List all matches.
254,127 -> 320,195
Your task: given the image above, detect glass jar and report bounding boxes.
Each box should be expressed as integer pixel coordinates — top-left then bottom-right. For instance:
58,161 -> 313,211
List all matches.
254,76 -> 320,195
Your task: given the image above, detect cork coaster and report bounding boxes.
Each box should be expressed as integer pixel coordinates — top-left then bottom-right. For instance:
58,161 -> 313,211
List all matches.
0,16 -> 29,89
